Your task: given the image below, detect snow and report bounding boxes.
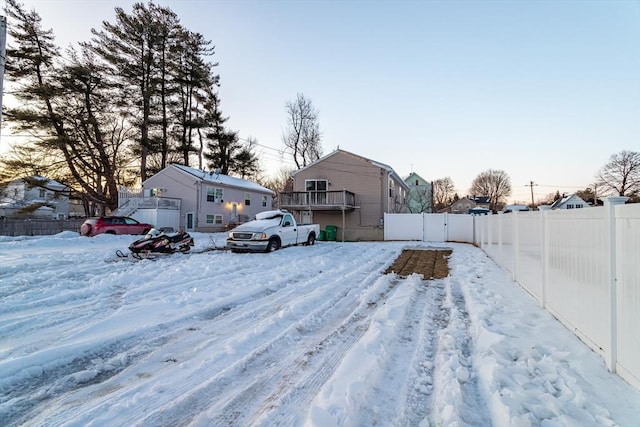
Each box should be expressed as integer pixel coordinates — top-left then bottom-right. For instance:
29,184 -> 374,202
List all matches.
1,232 -> 638,426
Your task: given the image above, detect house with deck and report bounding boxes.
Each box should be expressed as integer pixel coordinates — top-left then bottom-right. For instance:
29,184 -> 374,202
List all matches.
278,149 -> 409,241
117,164 -> 273,232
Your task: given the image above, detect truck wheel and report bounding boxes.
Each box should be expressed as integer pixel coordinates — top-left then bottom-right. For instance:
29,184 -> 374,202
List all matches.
266,238 -> 280,252
306,233 -> 316,246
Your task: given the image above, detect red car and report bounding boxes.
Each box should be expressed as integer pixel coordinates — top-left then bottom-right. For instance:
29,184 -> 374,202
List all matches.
80,216 -> 154,237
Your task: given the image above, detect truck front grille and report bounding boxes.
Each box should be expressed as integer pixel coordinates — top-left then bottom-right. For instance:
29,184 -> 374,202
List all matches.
232,232 -> 253,240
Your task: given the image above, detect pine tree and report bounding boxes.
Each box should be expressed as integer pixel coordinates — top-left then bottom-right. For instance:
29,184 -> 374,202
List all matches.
171,29 -> 217,167
88,2 -> 164,182
233,137 -> 260,179
3,0 -> 125,214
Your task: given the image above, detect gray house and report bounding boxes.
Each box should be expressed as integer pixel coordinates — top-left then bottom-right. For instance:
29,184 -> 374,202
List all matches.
0,176 -> 72,219
122,164 -> 273,232
279,149 -> 409,241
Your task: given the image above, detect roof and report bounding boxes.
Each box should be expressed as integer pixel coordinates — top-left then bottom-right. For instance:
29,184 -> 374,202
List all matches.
167,164 -> 273,194
404,172 -> 430,185
4,176 -> 68,191
550,193 -> 588,209
292,149 -> 410,191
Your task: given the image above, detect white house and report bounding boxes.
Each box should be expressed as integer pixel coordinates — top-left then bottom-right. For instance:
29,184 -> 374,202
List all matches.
118,164 -> 274,232
550,194 -> 590,210
0,176 -> 71,219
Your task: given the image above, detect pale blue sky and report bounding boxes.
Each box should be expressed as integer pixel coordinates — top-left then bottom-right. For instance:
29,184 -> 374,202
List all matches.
3,0 -> 639,203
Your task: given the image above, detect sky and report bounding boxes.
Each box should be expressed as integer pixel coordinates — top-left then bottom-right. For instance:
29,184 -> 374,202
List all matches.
1,0 -> 639,203
1,232 -> 639,425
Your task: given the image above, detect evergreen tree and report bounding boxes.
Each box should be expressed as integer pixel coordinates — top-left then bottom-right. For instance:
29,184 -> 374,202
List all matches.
172,29 -> 217,167
205,129 -> 241,175
3,0 -> 126,214
233,136 -> 260,179
88,2 -> 165,181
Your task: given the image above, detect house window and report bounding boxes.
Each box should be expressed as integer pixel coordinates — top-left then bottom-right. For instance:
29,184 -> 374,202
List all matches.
206,214 -> 223,224
244,193 -> 251,206
305,179 -> 328,204
207,187 -> 223,203
305,179 -> 327,192
566,204 -> 574,209
576,205 -> 583,208
262,195 -> 268,207
39,189 -> 45,198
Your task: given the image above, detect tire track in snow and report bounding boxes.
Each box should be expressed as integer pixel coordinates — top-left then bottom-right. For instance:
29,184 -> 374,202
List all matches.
368,276 -> 449,427
125,248 -> 401,426
33,243 -> 401,426
429,274 -> 491,426
6,244 -> 355,426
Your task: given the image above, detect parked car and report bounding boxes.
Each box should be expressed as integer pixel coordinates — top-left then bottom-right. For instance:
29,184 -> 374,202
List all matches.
80,216 -> 154,237
226,210 -> 320,252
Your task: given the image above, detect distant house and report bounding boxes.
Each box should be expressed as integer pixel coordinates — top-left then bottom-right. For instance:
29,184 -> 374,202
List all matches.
279,149 -> 409,241
550,194 -> 590,210
440,196 -> 490,214
0,176 -> 71,219
404,172 -> 433,213
117,164 -> 273,232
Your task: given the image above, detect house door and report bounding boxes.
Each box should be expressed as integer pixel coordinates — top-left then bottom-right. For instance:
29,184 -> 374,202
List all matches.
185,212 -> 195,232
301,211 -> 312,224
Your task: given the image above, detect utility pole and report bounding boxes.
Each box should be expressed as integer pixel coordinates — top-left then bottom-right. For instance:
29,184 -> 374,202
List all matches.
525,180 -> 538,208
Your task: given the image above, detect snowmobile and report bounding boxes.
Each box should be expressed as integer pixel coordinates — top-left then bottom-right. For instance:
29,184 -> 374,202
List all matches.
116,229 -> 194,260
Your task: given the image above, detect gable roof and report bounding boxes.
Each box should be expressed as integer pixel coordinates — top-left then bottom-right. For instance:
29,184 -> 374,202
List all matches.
404,172 -> 430,185
293,149 -> 410,191
163,164 -> 273,194
550,193 -> 588,209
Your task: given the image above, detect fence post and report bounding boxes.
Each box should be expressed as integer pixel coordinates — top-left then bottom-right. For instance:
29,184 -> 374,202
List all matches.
512,211 -> 519,281
539,206 -> 551,309
488,213 -> 493,253
498,212 -> 503,264
603,196 -> 628,373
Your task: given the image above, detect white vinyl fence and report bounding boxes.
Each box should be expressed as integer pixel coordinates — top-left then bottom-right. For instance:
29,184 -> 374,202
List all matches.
384,199 -> 639,388
383,213 -> 475,243
474,198 -> 639,388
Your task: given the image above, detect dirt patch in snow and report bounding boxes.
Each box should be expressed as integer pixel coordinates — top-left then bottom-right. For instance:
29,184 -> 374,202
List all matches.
384,248 -> 452,279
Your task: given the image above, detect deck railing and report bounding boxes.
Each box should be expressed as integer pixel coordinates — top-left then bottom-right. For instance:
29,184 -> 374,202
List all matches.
279,190 -> 356,208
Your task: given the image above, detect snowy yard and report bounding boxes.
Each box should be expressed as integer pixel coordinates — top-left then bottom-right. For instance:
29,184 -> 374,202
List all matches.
1,232 -> 638,426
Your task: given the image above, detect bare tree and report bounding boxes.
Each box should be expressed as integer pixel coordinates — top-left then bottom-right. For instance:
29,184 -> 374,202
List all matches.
596,150 -> 640,197
432,177 -> 455,211
282,93 -> 322,169
407,185 -> 432,213
469,169 -> 512,211
257,166 -> 294,209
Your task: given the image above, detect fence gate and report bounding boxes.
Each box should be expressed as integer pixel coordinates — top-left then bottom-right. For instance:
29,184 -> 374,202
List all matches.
384,213 -> 474,243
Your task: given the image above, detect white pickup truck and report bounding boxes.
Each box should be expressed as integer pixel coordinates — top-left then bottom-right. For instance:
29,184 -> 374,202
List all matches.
226,210 -> 321,253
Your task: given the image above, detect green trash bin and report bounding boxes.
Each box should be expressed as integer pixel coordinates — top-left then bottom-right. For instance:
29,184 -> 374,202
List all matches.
325,225 -> 338,241
318,230 -> 326,241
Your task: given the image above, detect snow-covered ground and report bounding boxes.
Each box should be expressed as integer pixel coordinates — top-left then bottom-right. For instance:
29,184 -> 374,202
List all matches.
1,232 -> 638,426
